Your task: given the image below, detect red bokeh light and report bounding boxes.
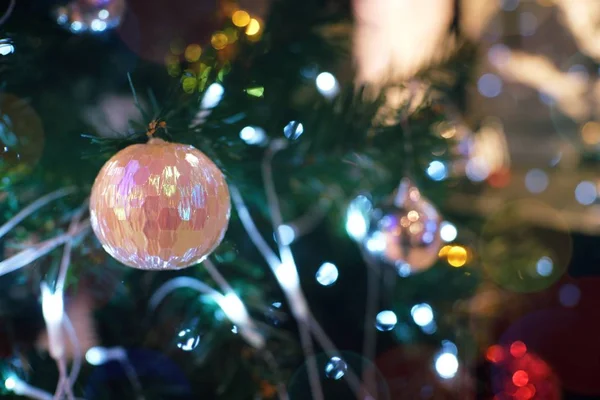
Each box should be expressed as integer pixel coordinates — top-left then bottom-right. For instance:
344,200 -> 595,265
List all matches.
510,341 -> 527,358
486,345 -> 505,364
512,370 -> 529,387
514,384 -> 536,400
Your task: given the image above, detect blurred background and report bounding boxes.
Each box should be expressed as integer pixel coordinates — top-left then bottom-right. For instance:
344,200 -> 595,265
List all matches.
2,0 -> 600,399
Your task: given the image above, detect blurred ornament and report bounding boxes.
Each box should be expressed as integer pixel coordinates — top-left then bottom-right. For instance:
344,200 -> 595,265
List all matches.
54,0 -> 126,34
363,178 -> 442,273
89,137 -> 230,270
0,94 -> 44,189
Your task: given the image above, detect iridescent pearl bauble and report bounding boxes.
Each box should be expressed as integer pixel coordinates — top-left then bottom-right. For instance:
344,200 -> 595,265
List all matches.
89,138 -> 230,270
363,178 -> 441,274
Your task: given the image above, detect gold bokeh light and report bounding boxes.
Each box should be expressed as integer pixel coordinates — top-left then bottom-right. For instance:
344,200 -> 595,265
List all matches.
447,246 -> 467,267
232,10 -> 251,27
184,44 -> 202,62
581,121 -> 600,145
211,32 -> 228,50
246,18 -> 261,36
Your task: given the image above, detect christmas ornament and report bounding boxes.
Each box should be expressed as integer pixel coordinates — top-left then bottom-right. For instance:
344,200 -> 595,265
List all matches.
54,0 -> 126,34
363,178 -> 441,273
0,94 -> 44,189
89,137 -> 230,270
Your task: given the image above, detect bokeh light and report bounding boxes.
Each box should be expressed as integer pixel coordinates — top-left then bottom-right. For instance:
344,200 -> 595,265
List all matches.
283,121 -> 304,140
184,44 -> 202,62
176,328 -> 200,351
535,256 -> 553,277
411,303 -> 434,327
246,18 -> 261,36
211,32 -> 228,50
440,221 -> 457,242
447,246 -> 467,267
315,72 -> 339,98
434,352 -> 459,379
232,10 -> 250,27
486,345 -> 505,364
375,310 -> 397,331
510,341 -> 527,358
519,12 -> 537,36
524,168 -> 548,193
575,181 -> 597,205
0,39 -> 14,56
315,262 -> 339,286
4,377 -> 16,390
201,83 -> 224,109
346,195 -> 372,241
426,160 -> 447,181
478,73 -> 503,98
581,121 -> 600,145
324,356 -> 347,380
239,126 -> 267,145
466,157 -> 490,181
559,283 -> 580,307
512,370 -> 529,387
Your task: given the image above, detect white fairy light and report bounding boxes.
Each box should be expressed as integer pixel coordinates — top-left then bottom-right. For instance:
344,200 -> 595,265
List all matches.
41,284 -> 64,325
435,352 -> 459,379
315,262 -> 339,286
440,221 -> 457,242
411,303 -> 434,327
316,72 -> 339,98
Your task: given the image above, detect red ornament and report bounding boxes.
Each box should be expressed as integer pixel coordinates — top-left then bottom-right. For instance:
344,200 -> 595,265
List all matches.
90,138 -> 230,270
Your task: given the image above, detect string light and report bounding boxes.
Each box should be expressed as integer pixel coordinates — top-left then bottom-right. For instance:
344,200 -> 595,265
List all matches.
447,246 -> 467,267
275,224 -> 296,245
201,83 -> 224,109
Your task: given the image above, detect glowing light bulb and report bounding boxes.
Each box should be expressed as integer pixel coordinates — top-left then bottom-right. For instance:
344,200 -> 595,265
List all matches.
435,352 -> 459,379
411,303 -> 434,327
232,10 -> 251,27
315,262 -> 338,286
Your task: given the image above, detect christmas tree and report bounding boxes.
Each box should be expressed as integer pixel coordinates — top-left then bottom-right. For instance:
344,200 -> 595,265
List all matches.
0,0 -> 597,399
